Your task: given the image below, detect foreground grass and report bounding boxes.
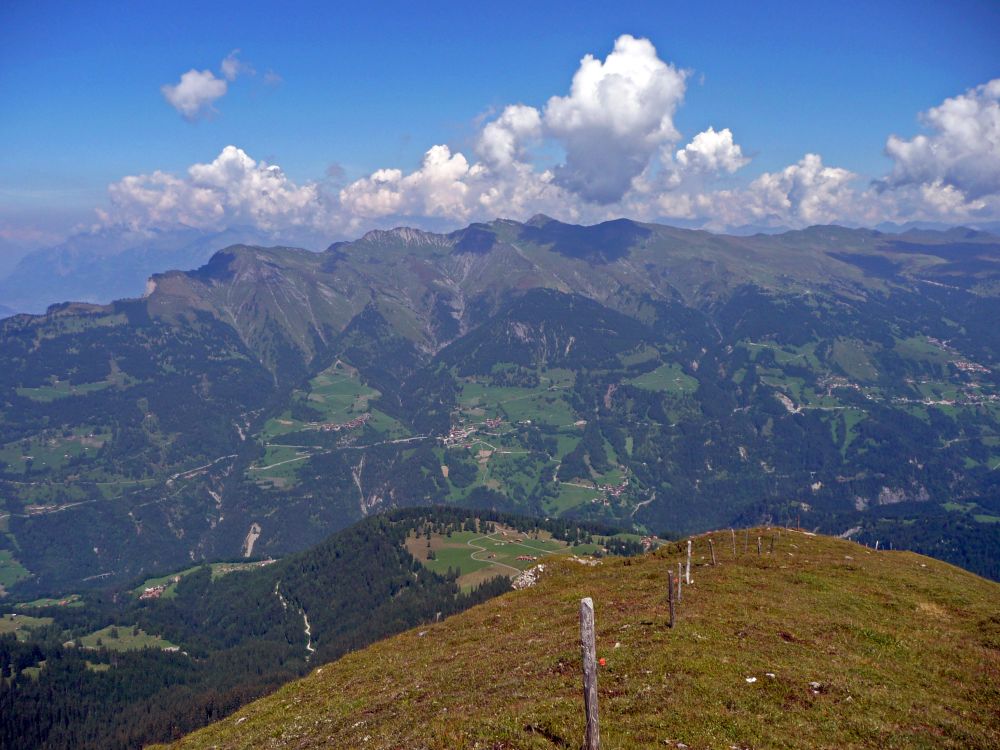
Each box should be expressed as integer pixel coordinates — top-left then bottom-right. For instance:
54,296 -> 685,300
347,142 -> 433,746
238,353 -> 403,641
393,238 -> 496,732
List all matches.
159,529 -> 1000,749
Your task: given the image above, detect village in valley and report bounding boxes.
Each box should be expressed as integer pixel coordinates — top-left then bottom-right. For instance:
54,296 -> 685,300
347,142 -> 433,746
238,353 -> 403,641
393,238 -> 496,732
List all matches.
244,335 -> 1000,550
315,413 -> 370,433
434,365 -> 657,517
440,403 -> 635,511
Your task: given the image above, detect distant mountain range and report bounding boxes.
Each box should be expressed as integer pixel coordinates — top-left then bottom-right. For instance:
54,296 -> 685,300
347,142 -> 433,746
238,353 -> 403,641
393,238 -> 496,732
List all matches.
0,225 -> 331,314
3,217 -> 1000,316
1,215 -> 999,599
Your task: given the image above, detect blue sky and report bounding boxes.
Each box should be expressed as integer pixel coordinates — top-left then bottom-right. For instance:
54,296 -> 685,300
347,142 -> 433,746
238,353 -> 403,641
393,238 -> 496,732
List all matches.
1,0 -> 998,247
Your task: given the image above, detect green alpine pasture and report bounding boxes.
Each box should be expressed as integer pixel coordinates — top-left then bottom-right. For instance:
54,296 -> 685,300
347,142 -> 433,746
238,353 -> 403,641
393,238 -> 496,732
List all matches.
160,530 -> 1000,750
76,624 -> 177,652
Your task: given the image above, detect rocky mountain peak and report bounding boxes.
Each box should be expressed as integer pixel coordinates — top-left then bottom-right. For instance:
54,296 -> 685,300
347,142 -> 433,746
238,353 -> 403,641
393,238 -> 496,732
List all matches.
358,226 -> 453,247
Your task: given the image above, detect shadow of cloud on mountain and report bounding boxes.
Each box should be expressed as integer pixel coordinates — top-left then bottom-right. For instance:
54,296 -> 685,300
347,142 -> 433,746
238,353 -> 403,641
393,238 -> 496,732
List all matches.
450,224 -> 498,255
517,215 -> 651,264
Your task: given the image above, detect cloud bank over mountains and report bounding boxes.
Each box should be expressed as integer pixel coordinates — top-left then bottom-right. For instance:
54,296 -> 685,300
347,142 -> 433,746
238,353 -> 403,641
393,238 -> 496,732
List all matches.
119,35 -> 1000,237
98,146 -> 325,232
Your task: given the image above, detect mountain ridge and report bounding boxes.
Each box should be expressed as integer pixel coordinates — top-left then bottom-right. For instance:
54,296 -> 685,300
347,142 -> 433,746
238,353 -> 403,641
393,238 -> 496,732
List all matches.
139,217 -> 1000,376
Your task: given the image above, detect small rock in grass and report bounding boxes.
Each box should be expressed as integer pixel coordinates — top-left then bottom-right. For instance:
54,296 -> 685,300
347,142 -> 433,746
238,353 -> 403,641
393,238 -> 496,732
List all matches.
745,677 -> 757,683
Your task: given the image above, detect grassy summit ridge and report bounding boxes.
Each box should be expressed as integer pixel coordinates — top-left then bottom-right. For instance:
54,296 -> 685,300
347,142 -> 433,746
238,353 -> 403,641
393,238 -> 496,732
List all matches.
160,529 -> 1000,749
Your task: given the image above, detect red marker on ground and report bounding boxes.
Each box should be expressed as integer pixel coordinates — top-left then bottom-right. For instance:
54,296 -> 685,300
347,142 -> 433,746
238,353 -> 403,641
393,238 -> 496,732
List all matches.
598,657 -> 606,667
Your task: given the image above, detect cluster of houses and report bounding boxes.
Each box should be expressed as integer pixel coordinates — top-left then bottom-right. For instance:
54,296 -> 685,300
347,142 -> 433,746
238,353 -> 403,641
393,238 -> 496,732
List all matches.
442,424 -> 477,447
140,575 -> 182,600
317,413 -> 370,432
498,531 -> 528,543
599,476 -> 629,499
441,417 -> 506,447
928,336 -> 993,375
896,381 -> 999,408
820,375 -> 862,393
953,359 -> 991,375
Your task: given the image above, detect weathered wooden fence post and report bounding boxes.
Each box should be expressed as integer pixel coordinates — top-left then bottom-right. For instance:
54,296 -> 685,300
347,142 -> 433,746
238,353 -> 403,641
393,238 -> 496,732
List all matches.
731,528 -> 736,557
757,536 -> 762,556
667,570 -> 676,628
875,540 -> 880,551
580,597 -> 600,750
709,538 -> 716,566
677,562 -> 682,603
769,535 -> 775,554
685,540 -> 692,584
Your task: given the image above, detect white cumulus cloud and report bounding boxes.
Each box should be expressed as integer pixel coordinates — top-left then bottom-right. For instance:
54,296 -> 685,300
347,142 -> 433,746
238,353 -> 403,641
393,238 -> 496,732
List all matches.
336,34 -> 690,222
674,127 -> 749,175
744,153 -> 858,226
161,69 -> 228,120
339,145 -> 473,221
884,79 -> 1000,198
99,146 -> 327,231
544,34 -> 688,203
645,153 -> 863,229
880,78 -> 1000,218
476,104 -> 543,169
220,49 -> 254,81
111,38 -> 1000,237
162,51 -> 259,120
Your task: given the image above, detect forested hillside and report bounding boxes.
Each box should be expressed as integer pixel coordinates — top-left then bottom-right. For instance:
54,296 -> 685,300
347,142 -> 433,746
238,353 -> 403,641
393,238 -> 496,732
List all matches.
3,507 -> 622,749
